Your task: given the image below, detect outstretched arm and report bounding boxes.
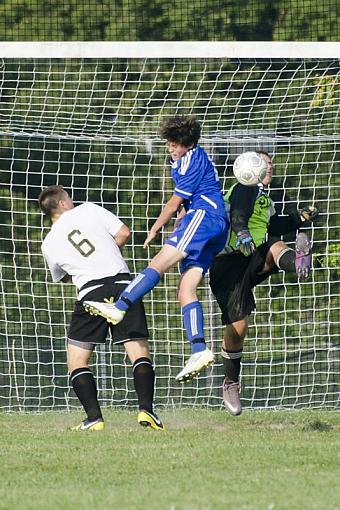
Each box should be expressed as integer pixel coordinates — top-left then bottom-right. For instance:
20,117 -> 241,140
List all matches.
268,212 -> 301,235
229,184 -> 258,234
229,184 -> 258,255
268,206 -> 319,236
144,194 -> 184,248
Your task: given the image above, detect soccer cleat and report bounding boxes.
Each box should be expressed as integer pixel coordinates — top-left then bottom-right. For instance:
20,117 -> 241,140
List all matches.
223,379 -> 242,416
71,418 -> 105,431
137,410 -> 165,431
295,232 -> 312,279
83,300 -> 126,325
175,347 -> 215,383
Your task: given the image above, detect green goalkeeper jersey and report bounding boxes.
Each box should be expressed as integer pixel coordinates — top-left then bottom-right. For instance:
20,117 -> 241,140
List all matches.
225,182 -> 276,251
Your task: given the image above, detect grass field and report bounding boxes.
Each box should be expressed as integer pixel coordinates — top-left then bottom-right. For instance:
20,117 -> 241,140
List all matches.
0,409 -> 339,510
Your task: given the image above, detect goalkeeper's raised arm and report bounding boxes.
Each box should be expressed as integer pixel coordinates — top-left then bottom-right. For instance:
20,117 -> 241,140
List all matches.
268,205 -> 319,236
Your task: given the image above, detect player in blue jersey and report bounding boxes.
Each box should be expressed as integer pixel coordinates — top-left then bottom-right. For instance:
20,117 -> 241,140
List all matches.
84,116 -> 229,382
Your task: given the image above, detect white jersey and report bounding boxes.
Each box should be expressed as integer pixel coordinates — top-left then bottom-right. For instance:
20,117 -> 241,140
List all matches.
41,202 -> 130,290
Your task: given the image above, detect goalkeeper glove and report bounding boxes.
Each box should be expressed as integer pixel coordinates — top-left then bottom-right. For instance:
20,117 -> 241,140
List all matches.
299,206 -> 319,222
236,230 -> 255,256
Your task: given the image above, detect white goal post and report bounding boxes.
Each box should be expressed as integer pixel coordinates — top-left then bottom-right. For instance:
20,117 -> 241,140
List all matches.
0,42 -> 339,412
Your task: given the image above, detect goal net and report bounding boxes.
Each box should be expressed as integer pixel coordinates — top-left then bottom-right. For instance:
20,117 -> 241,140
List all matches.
0,42 -> 339,412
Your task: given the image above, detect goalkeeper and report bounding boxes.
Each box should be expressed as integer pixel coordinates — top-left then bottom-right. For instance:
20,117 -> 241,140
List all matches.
38,185 -> 164,431
209,151 -> 319,416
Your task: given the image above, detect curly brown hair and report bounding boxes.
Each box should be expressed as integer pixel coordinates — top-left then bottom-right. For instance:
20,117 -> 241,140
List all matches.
160,115 -> 201,146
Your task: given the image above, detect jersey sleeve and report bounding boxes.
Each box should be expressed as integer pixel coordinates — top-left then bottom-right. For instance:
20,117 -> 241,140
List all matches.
87,203 -> 124,238
268,211 -> 302,235
229,184 -> 258,233
42,246 -> 67,283
173,151 -> 203,199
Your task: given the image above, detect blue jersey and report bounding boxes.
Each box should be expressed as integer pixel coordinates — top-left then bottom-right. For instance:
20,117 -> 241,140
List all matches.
170,145 -> 226,218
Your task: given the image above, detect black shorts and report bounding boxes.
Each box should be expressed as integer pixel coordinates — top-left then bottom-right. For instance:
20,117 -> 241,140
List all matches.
209,242 -> 279,325
68,274 -> 149,345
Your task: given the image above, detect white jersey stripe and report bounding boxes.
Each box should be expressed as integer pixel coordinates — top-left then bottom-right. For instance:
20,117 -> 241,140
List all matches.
177,209 -> 205,252
177,210 -> 205,252
177,212 -> 200,252
200,194 -> 217,209
179,150 -> 193,175
174,187 -> 192,197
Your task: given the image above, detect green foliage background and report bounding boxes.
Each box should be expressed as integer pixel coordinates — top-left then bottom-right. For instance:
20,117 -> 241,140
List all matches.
0,0 -> 339,41
0,1 -> 339,411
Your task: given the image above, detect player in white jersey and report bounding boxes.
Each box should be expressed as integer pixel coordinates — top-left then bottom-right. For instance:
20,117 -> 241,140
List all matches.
39,185 -> 164,431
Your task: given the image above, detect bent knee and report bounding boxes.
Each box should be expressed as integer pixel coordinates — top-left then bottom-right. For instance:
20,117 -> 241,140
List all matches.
224,320 -> 248,348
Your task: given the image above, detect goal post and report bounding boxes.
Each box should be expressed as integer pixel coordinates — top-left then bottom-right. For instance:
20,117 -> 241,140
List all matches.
0,42 -> 339,412
0,41 -> 339,58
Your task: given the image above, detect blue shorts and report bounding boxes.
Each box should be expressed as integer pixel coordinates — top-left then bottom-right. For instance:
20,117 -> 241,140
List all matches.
165,209 -> 229,275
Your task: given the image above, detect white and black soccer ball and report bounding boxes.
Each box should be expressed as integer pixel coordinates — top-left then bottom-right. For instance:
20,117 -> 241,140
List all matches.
233,151 -> 268,186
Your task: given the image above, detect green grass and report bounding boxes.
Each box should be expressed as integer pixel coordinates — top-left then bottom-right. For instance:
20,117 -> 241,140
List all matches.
0,409 -> 339,510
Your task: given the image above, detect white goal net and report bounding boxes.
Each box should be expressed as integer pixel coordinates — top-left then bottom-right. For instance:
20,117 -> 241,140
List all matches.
0,42 -> 339,412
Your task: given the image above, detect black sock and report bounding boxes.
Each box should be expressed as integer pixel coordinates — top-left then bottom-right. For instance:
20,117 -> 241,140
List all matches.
133,357 -> 155,413
221,348 -> 243,383
277,248 -> 296,272
71,367 -> 103,421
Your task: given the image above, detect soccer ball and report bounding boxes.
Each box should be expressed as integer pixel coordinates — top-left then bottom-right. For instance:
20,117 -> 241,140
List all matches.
233,151 -> 268,186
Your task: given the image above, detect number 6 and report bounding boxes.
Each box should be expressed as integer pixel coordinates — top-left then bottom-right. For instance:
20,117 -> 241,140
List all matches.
67,230 -> 95,257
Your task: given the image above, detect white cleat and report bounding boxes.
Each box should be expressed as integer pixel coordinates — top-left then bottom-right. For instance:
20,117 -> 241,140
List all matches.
175,348 -> 215,383
223,379 -> 242,416
83,300 -> 126,325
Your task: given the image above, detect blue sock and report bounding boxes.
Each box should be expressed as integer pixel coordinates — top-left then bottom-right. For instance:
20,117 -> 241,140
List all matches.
115,267 -> 161,311
182,301 -> 206,354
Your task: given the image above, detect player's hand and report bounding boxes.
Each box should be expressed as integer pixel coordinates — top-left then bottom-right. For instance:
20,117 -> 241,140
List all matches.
236,229 -> 255,256
143,229 -> 158,248
299,206 -> 319,222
